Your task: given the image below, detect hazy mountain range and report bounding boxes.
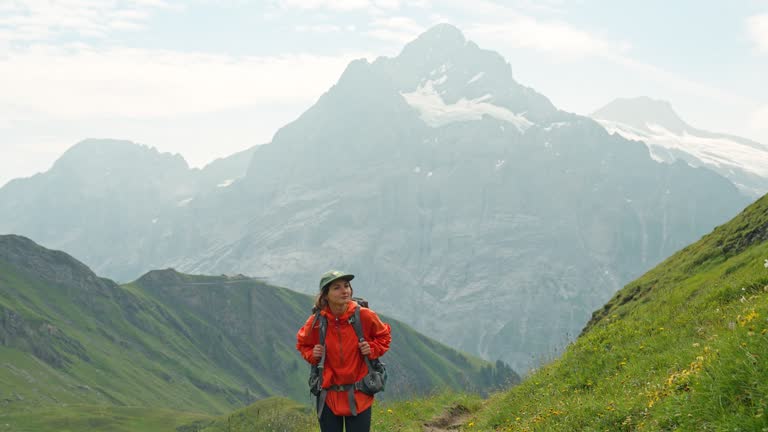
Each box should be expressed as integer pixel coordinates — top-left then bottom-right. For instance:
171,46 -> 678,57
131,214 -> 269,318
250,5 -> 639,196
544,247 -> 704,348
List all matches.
0,24 -> 756,372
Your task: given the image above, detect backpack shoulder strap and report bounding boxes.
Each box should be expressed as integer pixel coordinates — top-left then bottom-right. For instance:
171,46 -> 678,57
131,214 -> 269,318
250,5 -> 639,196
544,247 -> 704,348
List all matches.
350,305 -> 375,366
312,311 -> 328,367
350,305 -> 365,342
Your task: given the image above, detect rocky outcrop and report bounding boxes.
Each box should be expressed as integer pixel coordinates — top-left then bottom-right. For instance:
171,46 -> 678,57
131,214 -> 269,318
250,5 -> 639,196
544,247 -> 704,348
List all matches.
0,305 -> 89,368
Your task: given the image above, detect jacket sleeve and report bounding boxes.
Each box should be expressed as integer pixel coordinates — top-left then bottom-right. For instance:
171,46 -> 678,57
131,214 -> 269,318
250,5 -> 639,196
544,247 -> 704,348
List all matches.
296,314 -> 320,365
362,309 -> 391,360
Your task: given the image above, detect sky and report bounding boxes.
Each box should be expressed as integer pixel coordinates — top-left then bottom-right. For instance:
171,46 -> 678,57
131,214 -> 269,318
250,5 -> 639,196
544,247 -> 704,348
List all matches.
1,0 -> 767,187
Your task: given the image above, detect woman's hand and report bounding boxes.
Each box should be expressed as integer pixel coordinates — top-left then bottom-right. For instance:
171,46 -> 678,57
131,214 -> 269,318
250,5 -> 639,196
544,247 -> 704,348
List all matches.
312,344 -> 324,359
358,341 -> 371,356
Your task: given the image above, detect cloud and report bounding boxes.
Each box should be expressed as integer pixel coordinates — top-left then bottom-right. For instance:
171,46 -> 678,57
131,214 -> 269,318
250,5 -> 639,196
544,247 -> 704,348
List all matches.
751,105 -> 768,134
443,2 -> 752,108
366,16 -> 427,43
609,56 -> 753,107
374,0 -> 628,59
0,45 -> 368,118
279,0 -> 371,11
372,0 -> 403,10
747,13 -> 768,53
0,0 -> 174,44
466,19 -> 628,60
279,0 -> 430,17
294,24 -> 344,33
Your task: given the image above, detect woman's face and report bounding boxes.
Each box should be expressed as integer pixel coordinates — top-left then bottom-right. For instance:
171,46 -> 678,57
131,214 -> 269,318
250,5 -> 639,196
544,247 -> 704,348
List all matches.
326,279 -> 352,308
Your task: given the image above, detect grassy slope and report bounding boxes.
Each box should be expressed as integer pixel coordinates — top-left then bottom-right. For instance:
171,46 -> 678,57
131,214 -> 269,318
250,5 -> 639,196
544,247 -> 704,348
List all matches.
0,262 -> 244,414
203,192 -> 768,432
461,194 -> 768,430
0,405 -> 212,432
194,397 -> 315,432
172,392 -> 486,432
0,237 -> 516,430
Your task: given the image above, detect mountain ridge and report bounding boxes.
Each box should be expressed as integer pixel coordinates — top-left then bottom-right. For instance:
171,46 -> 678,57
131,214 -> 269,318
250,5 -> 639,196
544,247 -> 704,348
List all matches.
592,96 -> 768,197
0,234 -> 516,415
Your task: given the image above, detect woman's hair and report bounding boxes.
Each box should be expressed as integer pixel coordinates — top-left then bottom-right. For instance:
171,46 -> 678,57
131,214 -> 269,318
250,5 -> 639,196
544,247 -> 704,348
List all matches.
312,281 -> 353,313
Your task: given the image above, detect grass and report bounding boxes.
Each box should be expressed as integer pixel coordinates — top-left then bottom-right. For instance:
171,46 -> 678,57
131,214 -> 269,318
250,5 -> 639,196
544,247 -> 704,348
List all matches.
368,391 -> 484,432
195,397 -> 315,432
170,391 -> 486,432
0,405 -> 213,432
455,194 -> 768,431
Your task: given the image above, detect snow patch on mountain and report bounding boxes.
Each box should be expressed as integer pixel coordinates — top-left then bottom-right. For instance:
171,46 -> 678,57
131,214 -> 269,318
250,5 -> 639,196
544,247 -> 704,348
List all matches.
468,72 -> 484,84
401,80 -> 533,131
177,197 -> 193,207
431,64 -> 449,76
598,119 -> 768,178
543,122 -> 571,131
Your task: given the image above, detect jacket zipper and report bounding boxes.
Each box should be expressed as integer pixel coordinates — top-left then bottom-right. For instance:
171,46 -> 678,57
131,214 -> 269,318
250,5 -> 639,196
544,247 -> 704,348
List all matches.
335,317 -> 344,365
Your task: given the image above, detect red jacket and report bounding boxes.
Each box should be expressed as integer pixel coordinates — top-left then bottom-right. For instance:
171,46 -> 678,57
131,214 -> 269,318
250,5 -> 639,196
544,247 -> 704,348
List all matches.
296,301 -> 392,416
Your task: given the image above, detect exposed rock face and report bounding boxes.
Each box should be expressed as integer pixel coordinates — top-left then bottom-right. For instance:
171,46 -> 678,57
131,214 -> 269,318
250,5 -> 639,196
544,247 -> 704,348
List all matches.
0,139 -> 256,278
0,305 -> 89,369
161,26 -> 749,370
0,26 -> 751,371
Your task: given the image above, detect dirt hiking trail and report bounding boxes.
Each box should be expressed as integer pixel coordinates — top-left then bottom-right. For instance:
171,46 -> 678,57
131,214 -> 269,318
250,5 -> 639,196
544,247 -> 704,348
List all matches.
422,404 -> 472,431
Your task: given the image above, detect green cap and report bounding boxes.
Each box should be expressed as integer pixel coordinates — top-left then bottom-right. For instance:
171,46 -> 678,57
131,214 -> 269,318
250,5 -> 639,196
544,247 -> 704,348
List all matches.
319,270 -> 355,291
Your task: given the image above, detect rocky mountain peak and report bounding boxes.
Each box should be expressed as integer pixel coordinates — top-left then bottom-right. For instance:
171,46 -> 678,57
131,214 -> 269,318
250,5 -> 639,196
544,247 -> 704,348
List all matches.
399,23 -> 467,61
0,234 -> 111,290
369,24 -> 560,126
392,23 -> 506,92
134,268 -> 189,287
52,139 -> 189,177
592,97 -> 689,134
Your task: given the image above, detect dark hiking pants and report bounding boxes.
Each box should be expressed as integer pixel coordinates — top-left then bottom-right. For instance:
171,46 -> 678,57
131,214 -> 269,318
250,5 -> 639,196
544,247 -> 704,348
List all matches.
318,404 -> 371,432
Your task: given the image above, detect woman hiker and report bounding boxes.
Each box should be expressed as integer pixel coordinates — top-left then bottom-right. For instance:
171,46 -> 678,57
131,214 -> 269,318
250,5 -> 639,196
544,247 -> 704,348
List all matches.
297,270 -> 392,432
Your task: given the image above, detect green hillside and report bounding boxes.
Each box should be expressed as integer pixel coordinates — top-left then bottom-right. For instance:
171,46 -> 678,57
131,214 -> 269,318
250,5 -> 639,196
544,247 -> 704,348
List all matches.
0,235 -> 516,430
457,193 -> 768,430
207,191 -> 767,432
0,405 -> 213,432
187,397 -> 315,432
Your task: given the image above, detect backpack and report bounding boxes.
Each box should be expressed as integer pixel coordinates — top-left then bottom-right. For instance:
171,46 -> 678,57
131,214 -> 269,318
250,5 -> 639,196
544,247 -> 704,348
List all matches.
308,297 -> 388,417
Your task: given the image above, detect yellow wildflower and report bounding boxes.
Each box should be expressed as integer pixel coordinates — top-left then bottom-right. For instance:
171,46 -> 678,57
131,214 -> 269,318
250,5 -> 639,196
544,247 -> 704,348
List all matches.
739,310 -> 759,326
